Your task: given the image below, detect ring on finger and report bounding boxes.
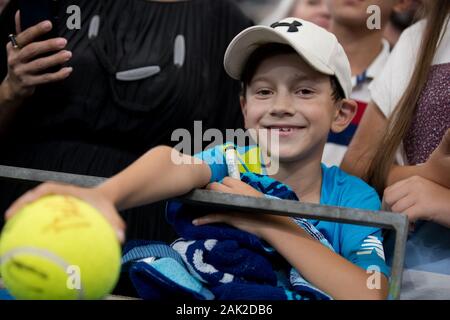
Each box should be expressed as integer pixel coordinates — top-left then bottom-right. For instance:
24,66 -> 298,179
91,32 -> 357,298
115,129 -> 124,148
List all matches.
8,34 -> 21,49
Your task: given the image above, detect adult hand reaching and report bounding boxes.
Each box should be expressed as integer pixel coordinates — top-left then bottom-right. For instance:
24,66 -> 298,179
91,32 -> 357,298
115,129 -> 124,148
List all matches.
1,10 -> 72,101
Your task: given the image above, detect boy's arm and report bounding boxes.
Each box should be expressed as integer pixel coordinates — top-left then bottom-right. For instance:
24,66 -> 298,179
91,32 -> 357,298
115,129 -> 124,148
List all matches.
195,212 -> 388,300
5,146 -> 212,242
194,179 -> 389,300
96,146 -> 211,210
260,219 -> 389,300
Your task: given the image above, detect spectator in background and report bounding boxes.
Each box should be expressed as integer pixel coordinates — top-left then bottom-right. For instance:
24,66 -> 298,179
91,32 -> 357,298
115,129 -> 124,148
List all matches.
384,0 -> 423,48
342,0 -> 450,299
238,0 -> 331,29
0,0 -> 9,13
323,0 -> 398,167
290,0 -> 331,30
235,0 -> 297,26
0,0 -> 252,245
384,0 -> 423,47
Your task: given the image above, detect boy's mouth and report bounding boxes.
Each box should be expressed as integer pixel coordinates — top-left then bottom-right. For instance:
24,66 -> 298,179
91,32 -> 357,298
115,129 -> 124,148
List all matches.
264,125 -> 306,137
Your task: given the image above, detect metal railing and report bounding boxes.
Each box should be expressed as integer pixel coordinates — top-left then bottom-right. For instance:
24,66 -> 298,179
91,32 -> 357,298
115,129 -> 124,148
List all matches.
0,164 -> 408,299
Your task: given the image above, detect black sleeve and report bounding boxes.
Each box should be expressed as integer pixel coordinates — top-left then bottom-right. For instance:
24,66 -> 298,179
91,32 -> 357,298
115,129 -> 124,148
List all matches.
0,0 -> 18,81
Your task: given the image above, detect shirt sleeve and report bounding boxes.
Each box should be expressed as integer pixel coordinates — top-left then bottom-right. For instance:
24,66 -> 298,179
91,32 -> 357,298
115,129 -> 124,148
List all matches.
193,144 -> 229,183
339,188 -> 391,278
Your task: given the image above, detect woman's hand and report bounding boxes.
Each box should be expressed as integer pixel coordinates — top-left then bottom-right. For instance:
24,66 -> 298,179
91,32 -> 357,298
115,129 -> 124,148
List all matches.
4,182 -> 126,243
383,175 -> 450,228
423,128 -> 450,188
2,11 -> 73,101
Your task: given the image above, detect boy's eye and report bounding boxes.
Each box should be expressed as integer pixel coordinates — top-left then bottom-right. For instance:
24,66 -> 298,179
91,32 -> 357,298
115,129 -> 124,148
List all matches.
256,89 -> 273,96
296,88 -> 314,96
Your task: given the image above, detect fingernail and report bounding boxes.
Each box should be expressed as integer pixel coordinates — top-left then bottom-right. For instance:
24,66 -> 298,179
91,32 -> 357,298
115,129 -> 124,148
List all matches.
192,219 -> 199,225
42,21 -> 52,29
57,38 -> 67,47
63,51 -> 72,60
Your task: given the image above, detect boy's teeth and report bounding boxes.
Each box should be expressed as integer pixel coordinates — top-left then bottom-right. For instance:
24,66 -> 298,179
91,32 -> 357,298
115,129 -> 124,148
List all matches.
267,127 -> 299,132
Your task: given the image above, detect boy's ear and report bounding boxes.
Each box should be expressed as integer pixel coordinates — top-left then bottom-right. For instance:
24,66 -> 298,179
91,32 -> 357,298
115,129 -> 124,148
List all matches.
330,99 -> 357,133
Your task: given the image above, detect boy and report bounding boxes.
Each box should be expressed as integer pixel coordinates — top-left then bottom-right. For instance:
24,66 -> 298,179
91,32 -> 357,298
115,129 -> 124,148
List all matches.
5,18 -> 389,299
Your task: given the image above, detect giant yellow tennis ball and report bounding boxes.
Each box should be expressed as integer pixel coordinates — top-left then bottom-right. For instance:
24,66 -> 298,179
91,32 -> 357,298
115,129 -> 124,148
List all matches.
0,195 -> 121,300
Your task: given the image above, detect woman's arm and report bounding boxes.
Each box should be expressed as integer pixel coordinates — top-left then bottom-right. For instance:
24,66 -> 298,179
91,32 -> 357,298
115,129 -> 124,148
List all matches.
384,175 -> 450,228
0,12 -> 73,136
0,78 -> 23,135
342,101 -> 450,188
341,100 -> 387,179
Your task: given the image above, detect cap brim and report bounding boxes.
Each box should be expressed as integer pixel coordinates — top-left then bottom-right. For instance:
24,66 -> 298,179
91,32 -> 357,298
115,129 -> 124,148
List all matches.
224,26 -> 335,80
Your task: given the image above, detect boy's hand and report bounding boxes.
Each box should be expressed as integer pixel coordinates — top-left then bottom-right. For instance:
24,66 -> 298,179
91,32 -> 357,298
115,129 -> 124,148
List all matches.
195,177 -> 290,238
424,128 -> 450,188
196,177 -> 265,236
205,177 -> 264,198
383,176 -> 450,228
193,210 -> 287,238
4,182 -> 126,243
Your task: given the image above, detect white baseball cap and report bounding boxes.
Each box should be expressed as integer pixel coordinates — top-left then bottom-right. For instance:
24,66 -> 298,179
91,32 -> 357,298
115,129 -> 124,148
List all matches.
224,17 -> 352,99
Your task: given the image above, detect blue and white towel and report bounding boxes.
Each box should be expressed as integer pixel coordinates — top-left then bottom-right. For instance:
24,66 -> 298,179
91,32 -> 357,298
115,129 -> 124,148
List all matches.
124,172 -> 333,300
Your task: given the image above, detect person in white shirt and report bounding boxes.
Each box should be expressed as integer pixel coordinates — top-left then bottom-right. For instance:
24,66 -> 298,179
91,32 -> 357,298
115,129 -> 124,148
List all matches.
323,0 -> 402,167
342,0 -> 450,299
383,0 -> 423,47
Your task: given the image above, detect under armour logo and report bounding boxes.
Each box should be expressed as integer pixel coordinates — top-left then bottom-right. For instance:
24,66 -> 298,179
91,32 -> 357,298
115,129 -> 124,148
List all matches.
270,20 -> 303,32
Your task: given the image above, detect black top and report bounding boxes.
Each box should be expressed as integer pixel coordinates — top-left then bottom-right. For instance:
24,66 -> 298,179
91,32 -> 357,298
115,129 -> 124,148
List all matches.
0,0 -> 253,241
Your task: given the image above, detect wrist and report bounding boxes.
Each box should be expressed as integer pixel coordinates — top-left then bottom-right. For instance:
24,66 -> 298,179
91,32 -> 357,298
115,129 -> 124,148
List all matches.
1,79 -> 14,102
428,186 -> 450,226
94,181 -> 121,208
259,216 -> 303,241
1,77 -> 26,104
420,160 -> 445,186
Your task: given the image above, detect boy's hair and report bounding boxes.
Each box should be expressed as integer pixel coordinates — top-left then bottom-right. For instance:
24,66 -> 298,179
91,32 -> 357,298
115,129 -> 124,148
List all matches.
240,43 -> 345,102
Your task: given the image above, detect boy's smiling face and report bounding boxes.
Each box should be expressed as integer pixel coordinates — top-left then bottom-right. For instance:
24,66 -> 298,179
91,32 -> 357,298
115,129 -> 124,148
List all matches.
241,52 -> 355,163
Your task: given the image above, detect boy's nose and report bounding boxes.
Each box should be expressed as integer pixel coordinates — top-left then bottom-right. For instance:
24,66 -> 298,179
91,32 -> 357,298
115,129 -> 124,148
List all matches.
270,95 -> 296,117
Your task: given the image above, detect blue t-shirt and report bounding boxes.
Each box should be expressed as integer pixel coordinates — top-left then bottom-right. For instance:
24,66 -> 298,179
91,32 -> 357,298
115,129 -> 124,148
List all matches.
195,144 -> 390,277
